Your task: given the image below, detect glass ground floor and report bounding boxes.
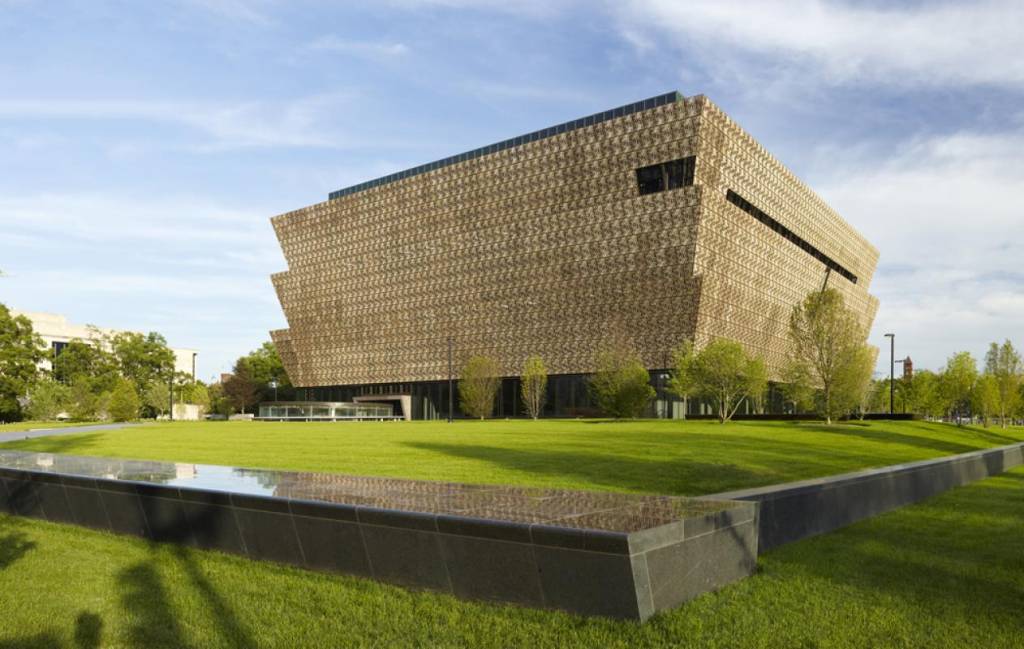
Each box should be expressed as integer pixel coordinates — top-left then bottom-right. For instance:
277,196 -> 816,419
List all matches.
257,401 -> 400,421
291,371 -> 791,421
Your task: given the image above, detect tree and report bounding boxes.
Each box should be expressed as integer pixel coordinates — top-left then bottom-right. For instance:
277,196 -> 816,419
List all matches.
223,364 -> 259,415
110,331 -> 175,394
67,379 -> 105,421
144,381 -> 171,418
459,355 -> 501,419
589,346 -> 655,419
835,344 -> 876,419
25,379 -> 70,421
984,340 -> 1022,428
520,355 -> 547,420
973,374 -> 1000,427
108,379 -> 141,422
235,342 -> 294,402
0,304 -> 45,421
52,338 -> 119,390
179,380 -> 211,415
787,289 -> 869,424
689,339 -> 766,423
908,370 -> 943,419
666,341 -> 696,419
779,361 -> 815,414
942,352 -> 978,425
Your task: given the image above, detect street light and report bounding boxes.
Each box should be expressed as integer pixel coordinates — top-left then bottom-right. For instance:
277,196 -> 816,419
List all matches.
884,333 -> 895,417
269,379 -> 279,402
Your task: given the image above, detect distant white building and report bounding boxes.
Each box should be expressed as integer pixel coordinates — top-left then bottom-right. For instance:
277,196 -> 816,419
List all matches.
11,310 -> 198,379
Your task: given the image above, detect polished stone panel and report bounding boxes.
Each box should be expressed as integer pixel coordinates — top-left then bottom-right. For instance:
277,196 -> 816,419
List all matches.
233,507 -> 304,566
64,486 -> 110,531
292,515 -> 371,576
361,524 -> 451,591
438,535 -> 543,605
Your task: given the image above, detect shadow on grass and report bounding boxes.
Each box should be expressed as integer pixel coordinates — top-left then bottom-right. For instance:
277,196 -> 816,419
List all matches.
767,473 -> 1024,630
0,612 -> 102,649
0,530 -> 36,570
793,424 -> 984,456
119,562 -> 192,649
403,441 -> 770,494
0,433 -> 106,455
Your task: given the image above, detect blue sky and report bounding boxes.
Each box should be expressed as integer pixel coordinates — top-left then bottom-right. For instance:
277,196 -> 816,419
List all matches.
2,0 -> 1022,380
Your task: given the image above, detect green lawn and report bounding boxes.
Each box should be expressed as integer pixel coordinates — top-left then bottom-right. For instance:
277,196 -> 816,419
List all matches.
1,465 -> 1021,648
1,419 -> 1022,648
2,418 -> 1021,496
0,421 -> 99,433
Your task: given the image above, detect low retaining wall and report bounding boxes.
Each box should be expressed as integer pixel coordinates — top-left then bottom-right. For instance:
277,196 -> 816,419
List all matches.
0,451 -> 757,621
709,442 -> 1024,552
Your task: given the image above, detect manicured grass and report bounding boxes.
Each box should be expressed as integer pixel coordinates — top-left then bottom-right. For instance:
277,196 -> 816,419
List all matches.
1,466 -> 1021,648
2,418 -> 1022,496
0,421 -> 98,433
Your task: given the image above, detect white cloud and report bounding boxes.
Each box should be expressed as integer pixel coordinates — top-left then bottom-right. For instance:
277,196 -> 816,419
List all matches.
814,127 -> 1024,371
306,36 -> 410,58
613,0 -> 1024,88
0,93 -> 361,150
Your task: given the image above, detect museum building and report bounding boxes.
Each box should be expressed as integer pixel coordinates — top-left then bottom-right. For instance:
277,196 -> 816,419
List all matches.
268,91 -> 879,419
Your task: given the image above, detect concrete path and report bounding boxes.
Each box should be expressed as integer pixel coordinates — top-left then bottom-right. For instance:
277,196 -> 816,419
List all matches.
0,422 -> 139,444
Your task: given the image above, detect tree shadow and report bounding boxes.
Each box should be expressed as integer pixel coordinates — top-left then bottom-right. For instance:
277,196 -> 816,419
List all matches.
73,612 -> 102,649
170,545 -> 257,649
403,441 -> 771,494
0,612 -> 102,649
0,530 -> 36,570
0,433 -> 106,455
765,473 -> 1024,631
119,562 -> 193,649
793,423 -> 983,456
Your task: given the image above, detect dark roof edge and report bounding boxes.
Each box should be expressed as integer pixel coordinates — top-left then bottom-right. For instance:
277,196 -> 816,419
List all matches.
328,90 -> 684,201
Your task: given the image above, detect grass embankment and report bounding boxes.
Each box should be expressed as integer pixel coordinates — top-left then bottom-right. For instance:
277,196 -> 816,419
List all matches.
0,465 -> 1021,648
2,418 -> 1021,496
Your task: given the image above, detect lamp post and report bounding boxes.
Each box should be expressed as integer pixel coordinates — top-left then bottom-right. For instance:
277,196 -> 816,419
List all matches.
269,379 -> 279,402
168,370 -> 174,422
884,333 -> 895,417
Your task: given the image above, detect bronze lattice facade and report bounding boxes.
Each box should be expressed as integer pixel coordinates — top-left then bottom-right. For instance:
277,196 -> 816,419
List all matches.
270,92 -> 879,418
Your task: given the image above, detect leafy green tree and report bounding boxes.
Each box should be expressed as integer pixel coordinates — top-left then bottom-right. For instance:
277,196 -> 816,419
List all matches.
108,379 -> 141,422
179,380 -> 211,415
144,381 -> 171,418
909,370 -> 943,419
984,340 -> 1022,428
223,363 -> 260,414
689,339 -> 766,423
973,374 -> 1000,427
942,352 -> 978,425
459,355 -> 501,420
666,341 -> 696,419
235,342 -> 294,402
835,344 -> 876,419
787,289 -> 869,424
51,339 -> 119,389
67,379 -> 106,421
25,379 -> 71,421
779,361 -> 815,414
0,304 -> 45,421
110,331 -> 175,394
207,381 -> 234,417
588,346 -> 655,419
520,355 -> 547,420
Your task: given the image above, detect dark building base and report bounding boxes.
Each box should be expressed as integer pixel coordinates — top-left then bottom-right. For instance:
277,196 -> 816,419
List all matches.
298,372 -> 791,420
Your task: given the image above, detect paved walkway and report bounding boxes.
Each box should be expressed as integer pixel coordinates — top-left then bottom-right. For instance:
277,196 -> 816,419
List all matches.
0,422 -> 139,444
